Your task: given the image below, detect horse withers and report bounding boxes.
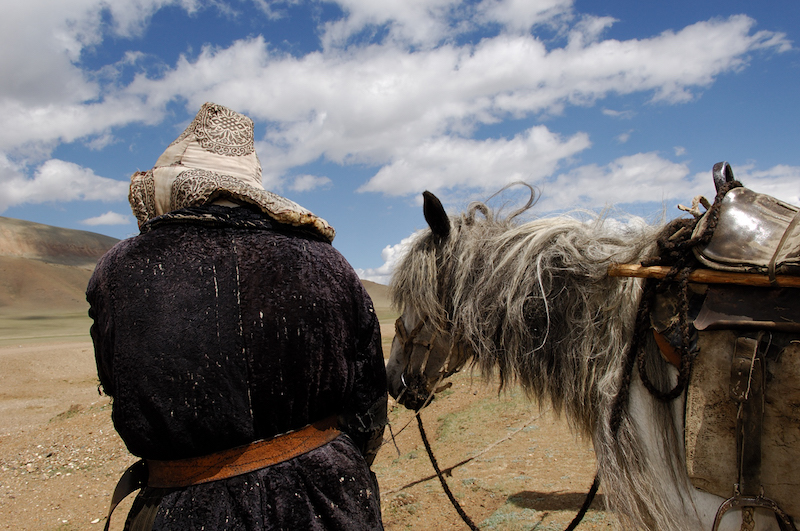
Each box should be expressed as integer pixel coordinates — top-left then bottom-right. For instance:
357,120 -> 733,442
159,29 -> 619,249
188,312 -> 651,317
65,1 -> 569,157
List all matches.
386,174 -> 799,531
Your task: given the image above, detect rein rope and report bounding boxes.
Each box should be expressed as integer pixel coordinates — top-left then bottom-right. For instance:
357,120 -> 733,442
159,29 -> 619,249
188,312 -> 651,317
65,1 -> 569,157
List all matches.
416,413 -> 481,531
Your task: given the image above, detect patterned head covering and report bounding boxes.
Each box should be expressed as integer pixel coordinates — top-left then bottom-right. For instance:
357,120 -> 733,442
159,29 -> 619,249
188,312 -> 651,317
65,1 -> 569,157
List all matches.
129,102 -> 335,241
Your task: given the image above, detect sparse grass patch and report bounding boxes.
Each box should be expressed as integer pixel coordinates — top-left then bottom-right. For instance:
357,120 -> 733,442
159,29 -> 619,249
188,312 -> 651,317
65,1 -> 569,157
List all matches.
435,393 -> 525,443
391,449 -> 421,465
375,307 -> 399,324
479,501 -> 541,530
0,311 -> 92,346
385,492 -> 421,518
52,404 -> 82,422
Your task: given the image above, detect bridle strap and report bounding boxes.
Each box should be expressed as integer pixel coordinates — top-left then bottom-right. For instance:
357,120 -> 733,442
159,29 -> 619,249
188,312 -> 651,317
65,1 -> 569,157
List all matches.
395,316 -> 436,371
395,315 -> 469,397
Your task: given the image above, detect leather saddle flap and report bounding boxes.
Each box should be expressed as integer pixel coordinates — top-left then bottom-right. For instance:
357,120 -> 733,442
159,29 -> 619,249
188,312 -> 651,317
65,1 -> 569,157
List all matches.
694,285 -> 800,333
692,187 -> 800,275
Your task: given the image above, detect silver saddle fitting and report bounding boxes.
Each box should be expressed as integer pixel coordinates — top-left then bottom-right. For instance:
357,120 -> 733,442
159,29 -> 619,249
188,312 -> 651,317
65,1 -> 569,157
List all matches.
692,162 -> 800,280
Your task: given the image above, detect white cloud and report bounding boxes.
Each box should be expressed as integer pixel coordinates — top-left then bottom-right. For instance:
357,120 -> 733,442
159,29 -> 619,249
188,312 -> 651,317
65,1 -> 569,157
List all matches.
477,0 -> 574,33
320,0 -> 464,48
534,156 -> 800,215
1,10 -> 788,162
289,174 -> 333,192
81,211 -> 133,226
0,0 -> 200,106
250,0 -> 292,20
356,232 -> 419,284
104,13 -> 786,191
602,108 -> 635,119
85,131 -> 117,151
539,152 -> 696,211
0,0 -> 205,153
0,159 -> 129,212
616,130 -> 633,144
321,0 -> 575,48
358,125 -> 590,196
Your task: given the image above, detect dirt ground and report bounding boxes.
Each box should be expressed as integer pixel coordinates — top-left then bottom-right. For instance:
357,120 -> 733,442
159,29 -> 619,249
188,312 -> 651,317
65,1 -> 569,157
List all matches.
0,328 -> 613,530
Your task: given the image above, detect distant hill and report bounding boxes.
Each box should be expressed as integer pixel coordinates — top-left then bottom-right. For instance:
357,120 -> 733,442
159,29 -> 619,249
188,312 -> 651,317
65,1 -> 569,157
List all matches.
0,216 -> 389,316
0,217 -> 119,313
0,216 -> 119,269
361,279 -> 391,311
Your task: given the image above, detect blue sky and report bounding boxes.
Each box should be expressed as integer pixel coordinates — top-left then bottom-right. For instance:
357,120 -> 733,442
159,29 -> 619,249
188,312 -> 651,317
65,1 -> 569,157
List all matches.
1,0 -> 799,283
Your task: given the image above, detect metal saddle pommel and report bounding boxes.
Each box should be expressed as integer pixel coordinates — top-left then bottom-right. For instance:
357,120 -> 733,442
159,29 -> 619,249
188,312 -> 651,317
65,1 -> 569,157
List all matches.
693,162 -> 800,282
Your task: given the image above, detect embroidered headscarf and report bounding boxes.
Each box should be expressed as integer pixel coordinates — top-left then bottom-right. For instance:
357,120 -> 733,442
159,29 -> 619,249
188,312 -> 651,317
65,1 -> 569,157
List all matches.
129,102 -> 335,242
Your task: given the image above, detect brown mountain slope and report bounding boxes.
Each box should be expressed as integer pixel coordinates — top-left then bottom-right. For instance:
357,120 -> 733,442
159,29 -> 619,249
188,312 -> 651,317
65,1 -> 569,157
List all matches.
0,217 -> 119,315
0,216 -> 119,269
361,278 -> 392,311
0,256 -> 100,312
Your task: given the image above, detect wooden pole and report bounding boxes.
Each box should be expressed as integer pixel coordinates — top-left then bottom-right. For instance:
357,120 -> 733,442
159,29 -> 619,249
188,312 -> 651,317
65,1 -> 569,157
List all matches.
607,264 -> 800,288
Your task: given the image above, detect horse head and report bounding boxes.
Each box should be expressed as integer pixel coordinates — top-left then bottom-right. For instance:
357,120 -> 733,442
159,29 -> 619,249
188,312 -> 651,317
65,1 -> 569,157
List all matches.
386,191 -> 471,410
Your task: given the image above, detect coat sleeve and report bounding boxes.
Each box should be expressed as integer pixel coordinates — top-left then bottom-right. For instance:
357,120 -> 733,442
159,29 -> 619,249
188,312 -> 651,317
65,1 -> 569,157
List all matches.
338,291 -> 388,467
86,255 -> 116,397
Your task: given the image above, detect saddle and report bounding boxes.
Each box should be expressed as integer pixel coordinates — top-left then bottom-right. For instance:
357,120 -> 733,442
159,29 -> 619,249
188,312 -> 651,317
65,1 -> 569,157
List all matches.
692,162 -> 800,281
656,163 -> 800,529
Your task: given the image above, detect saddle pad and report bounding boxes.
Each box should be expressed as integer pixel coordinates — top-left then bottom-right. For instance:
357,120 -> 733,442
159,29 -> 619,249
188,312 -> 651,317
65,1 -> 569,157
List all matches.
692,187 -> 800,276
684,330 -> 800,515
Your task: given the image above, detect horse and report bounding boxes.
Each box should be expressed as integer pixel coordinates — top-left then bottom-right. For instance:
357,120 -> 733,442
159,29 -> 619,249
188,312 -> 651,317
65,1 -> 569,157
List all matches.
386,185 -> 798,531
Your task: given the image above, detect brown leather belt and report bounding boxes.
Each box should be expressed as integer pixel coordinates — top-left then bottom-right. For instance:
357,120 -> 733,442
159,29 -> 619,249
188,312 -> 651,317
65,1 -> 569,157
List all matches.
104,416 -> 340,530
147,415 -> 341,487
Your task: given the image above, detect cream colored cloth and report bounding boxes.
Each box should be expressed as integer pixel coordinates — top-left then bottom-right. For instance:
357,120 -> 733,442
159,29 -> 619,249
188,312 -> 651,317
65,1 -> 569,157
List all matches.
129,102 -> 335,242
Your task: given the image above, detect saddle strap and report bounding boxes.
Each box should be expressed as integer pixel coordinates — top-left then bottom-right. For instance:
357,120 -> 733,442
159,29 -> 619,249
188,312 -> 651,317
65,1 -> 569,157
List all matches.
729,337 -> 765,496
103,416 -> 340,530
711,336 -> 798,531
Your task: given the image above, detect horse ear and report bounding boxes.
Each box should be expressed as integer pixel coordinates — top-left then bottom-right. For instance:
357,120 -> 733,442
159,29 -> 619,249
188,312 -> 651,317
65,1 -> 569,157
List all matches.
423,191 -> 450,239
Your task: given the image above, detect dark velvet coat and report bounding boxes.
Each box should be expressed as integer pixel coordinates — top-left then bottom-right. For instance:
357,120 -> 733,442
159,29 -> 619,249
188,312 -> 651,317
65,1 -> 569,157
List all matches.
87,205 -> 387,530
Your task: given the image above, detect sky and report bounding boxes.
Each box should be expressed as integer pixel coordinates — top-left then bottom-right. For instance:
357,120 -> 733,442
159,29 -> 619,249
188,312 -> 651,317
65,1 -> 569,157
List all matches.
1,0 -> 799,284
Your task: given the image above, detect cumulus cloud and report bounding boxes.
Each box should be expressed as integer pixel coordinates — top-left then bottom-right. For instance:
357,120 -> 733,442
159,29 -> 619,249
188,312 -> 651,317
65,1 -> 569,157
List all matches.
602,108 -> 635,119
0,159 -> 129,212
358,125 -> 590,196
355,233 -> 420,284
476,0 -> 575,33
320,0 -> 575,48
288,174 -> 333,192
616,130 -> 633,144
5,7 -> 787,160
109,13 -> 786,191
82,211 -> 133,226
537,152 -> 695,211
0,0 -> 200,106
320,0 -> 465,48
0,0 -> 205,153
538,156 -> 799,217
